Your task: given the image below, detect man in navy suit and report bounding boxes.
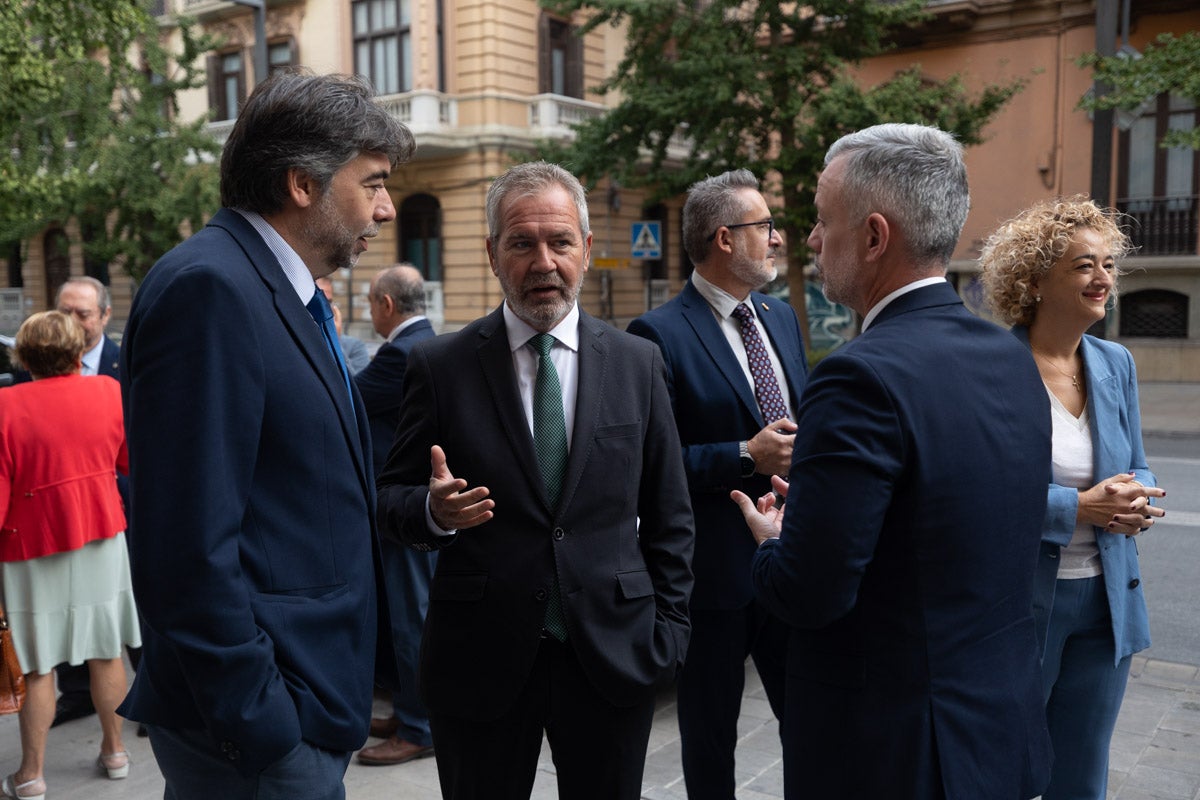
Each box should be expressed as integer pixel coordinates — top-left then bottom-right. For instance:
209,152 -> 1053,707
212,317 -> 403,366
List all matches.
51,276 -> 127,726
627,169 -> 806,799
120,72 -> 414,800
353,264 -> 438,766
376,162 -> 694,800
733,124 -> 1054,799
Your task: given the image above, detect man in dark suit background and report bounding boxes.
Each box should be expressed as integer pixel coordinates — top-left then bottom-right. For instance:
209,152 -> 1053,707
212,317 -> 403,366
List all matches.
120,71 -> 414,800
354,264 -> 438,766
733,124 -> 1054,799
627,169 -> 806,799
376,161 -> 694,800
51,276 -> 127,726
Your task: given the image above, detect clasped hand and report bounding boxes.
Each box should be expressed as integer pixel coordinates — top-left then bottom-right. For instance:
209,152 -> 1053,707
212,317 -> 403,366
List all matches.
1079,472 -> 1167,535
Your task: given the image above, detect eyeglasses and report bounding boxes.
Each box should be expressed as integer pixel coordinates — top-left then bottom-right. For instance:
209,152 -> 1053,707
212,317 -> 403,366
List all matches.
706,218 -> 776,242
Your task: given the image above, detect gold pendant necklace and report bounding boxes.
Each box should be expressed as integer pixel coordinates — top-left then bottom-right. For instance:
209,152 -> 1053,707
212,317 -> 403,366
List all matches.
1032,349 -> 1081,392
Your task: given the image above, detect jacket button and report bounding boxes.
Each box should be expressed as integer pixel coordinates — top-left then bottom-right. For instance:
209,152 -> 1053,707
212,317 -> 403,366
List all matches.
552,527 -> 565,541
534,588 -> 548,601
1129,578 -> 1140,589
220,741 -> 240,761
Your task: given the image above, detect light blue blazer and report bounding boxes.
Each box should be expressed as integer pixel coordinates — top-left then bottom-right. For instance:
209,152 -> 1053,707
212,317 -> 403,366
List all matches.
1015,327 -> 1154,664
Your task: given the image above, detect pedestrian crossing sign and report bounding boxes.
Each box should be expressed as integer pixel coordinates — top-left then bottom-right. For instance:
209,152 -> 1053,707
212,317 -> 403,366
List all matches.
631,221 -> 662,259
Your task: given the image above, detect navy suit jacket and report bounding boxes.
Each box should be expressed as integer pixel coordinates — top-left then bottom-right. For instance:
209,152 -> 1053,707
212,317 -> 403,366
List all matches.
754,283 -> 1053,799
377,307 -> 695,720
354,318 -> 436,473
627,279 -> 807,609
119,208 -> 393,775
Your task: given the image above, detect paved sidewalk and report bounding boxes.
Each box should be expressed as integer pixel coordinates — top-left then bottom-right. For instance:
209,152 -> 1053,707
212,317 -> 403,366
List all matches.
3,654 -> 1199,800
2,379 -> 1196,799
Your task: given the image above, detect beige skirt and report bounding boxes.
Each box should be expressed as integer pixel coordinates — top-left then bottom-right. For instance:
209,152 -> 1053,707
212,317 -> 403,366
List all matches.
1,533 -> 141,676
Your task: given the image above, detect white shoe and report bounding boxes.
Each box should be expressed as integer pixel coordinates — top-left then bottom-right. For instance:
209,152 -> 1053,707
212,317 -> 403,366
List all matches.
97,751 -> 130,780
1,773 -> 45,800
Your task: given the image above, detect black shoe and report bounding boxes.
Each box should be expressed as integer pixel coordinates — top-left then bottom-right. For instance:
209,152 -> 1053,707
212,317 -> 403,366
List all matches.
51,695 -> 96,727
137,724 -> 149,738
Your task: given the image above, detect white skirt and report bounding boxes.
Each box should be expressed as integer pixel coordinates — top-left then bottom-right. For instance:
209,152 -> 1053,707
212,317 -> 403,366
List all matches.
1,533 -> 142,676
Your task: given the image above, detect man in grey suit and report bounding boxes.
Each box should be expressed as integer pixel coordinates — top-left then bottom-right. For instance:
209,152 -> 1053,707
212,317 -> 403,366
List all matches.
376,162 -> 694,800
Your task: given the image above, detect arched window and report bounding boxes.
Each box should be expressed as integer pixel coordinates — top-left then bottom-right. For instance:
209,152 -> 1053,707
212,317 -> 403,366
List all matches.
1120,289 -> 1188,338
400,194 -> 442,282
43,228 -> 71,308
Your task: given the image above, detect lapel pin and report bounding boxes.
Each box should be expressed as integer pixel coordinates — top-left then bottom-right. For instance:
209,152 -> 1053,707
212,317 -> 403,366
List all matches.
761,302 -> 770,312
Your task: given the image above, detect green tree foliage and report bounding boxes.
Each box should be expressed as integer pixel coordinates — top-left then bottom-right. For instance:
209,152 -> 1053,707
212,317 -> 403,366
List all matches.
1079,32 -> 1200,150
0,1 -> 220,282
537,0 -> 1024,334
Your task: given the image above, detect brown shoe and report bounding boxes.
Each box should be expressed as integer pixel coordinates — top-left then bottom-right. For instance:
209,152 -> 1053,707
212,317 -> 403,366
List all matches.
357,735 -> 435,766
368,716 -> 400,739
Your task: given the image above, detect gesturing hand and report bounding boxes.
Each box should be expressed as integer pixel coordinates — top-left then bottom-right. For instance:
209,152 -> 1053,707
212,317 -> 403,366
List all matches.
731,474 -> 790,545
428,445 -> 494,531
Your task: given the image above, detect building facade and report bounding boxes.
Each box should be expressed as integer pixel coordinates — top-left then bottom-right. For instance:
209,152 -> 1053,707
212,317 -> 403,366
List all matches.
3,0 -> 1198,378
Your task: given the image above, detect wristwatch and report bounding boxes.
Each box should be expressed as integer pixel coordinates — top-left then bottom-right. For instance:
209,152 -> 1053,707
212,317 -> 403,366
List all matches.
738,441 -> 756,478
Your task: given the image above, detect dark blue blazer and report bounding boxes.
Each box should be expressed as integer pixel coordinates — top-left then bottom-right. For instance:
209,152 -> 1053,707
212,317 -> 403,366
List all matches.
97,335 -> 120,378
754,283 -> 1053,799
627,279 -> 807,609
354,318 -> 436,474
118,208 -> 393,775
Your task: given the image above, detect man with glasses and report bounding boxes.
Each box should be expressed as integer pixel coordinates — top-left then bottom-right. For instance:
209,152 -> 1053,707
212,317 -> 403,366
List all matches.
628,169 -> 807,800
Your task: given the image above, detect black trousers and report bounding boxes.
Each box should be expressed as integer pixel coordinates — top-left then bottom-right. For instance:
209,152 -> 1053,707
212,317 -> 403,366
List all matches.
430,637 -> 655,800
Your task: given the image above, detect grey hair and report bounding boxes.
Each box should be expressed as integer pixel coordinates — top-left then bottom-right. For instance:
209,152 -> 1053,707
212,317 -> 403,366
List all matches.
825,123 -> 968,266
485,162 -> 590,243
373,264 -> 426,314
220,70 -> 415,214
57,275 -> 110,312
682,169 -> 761,265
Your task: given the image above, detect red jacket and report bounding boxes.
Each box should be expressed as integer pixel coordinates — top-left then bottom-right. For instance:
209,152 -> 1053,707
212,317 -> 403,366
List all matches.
0,374 -> 128,562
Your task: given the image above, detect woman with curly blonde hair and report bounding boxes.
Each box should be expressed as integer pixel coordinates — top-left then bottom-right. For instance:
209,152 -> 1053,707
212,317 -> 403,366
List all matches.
980,196 -> 1167,800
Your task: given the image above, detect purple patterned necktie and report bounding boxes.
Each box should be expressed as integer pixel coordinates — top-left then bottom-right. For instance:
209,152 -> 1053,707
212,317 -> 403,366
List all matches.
732,303 -> 789,424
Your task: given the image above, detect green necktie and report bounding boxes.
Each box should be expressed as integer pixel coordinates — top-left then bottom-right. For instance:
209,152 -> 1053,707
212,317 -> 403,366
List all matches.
530,333 -> 568,641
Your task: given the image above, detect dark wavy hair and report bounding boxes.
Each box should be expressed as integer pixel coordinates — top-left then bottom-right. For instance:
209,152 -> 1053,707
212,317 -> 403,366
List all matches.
220,70 -> 416,214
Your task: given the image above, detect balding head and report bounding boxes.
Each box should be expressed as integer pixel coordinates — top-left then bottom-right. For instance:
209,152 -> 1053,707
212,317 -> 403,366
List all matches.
368,264 -> 425,338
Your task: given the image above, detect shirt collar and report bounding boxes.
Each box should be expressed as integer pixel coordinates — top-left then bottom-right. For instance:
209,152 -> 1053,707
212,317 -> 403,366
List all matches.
80,336 -> 105,375
861,276 -> 947,332
503,302 -> 581,353
386,315 -> 428,342
691,270 -> 750,321
234,209 -> 317,304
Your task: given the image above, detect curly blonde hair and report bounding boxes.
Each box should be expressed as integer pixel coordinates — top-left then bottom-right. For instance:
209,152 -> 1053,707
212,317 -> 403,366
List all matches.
979,195 -> 1131,327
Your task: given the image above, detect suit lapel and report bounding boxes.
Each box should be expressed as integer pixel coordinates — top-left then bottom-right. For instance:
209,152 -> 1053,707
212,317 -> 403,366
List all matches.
212,209 -> 371,493
752,290 -> 807,414
679,281 -> 764,425
1080,336 -> 1120,477
475,308 -> 548,507
557,312 -> 608,515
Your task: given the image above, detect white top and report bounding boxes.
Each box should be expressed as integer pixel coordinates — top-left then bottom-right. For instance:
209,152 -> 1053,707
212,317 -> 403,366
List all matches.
690,271 -> 793,419
1047,386 -> 1102,579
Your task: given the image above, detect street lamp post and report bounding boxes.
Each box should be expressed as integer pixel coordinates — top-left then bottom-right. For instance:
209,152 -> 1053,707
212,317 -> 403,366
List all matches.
229,0 -> 268,88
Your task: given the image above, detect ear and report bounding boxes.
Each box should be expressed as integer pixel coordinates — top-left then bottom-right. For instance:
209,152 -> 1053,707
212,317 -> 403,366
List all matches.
486,236 -> 498,276
286,168 -> 320,209
863,212 -> 890,261
713,227 -> 735,255
582,231 -> 593,273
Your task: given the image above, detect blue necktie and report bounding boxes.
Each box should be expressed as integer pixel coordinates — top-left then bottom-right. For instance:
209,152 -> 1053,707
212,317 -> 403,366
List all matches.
530,333 -> 568,641
306,286 -> 354,406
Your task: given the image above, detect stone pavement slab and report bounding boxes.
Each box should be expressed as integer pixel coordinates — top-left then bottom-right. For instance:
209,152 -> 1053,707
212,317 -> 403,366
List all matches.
5,656 -> 1200,799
